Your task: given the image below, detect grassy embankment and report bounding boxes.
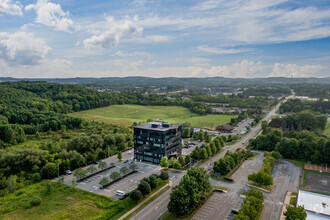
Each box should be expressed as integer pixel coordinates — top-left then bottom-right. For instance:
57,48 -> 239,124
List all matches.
70,104 -> 235,128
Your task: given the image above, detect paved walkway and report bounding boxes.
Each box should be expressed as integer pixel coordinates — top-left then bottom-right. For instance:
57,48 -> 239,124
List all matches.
118,181 -> 172,220
280,192 -> 294,220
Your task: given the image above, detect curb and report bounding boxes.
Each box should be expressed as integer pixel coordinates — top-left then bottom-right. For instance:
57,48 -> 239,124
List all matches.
247,183 -> 271,193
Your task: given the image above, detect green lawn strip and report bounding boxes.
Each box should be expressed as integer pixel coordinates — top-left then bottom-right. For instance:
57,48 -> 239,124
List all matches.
212,185 -> 228,192
123,185 -> 171,220
324,121 -> 330,138
289,197 -> 296,205
248,152 -> 258,160
291,192 -> 297,196
285,159 -> 305,168
210,174 -> 233,183
248,182 -> 272,192
110,180 -> 168,220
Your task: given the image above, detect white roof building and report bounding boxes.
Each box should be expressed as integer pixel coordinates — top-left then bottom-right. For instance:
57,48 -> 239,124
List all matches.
296,190 -> 330,219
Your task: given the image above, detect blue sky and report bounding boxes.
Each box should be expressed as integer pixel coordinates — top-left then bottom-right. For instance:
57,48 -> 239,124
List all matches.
0,0 -> 330,78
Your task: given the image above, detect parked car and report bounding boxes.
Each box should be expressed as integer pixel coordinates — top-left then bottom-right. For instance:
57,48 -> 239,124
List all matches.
231,209 -> 239,214
116,190 -> 125,196
65,170 -> 72,175
124,159 -> 129,163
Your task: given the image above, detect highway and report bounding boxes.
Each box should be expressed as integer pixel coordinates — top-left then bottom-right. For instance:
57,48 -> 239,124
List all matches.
130,96 -> 292,220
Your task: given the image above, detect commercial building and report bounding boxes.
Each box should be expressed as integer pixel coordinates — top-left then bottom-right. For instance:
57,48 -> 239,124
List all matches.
216,124 -> 234,133
133,121 -> 182,164
296,190 -> 330,219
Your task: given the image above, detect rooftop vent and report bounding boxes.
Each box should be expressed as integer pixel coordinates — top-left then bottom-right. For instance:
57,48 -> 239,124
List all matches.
151,123 -> 159,128
162,123 -> 170,128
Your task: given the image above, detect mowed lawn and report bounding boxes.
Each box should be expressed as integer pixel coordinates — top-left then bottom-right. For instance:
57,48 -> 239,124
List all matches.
70,105 -> 236,128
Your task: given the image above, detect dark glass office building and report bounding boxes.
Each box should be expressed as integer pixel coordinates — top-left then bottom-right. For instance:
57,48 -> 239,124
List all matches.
133,121 -> 182,164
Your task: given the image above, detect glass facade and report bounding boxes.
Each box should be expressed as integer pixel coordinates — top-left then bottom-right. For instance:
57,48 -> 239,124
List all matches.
133,122 -> 182,164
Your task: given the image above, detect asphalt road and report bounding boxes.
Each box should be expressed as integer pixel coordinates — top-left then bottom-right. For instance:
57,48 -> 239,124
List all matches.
129,172 -> 186,220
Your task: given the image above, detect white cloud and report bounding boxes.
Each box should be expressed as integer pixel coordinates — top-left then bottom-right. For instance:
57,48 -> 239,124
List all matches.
140,1 -> 330,44
25,0 -> 75,33
130,35 -> 171,43
0,0 -> 22,16
140,16 -> 217,30
0,31 -> 51,65
83,16 -> 143,48
269,63 -> 326,77
197,45 -> 252,54
0,58 -> 73,78
114,51 -> 150,57
190,0 -> 222,11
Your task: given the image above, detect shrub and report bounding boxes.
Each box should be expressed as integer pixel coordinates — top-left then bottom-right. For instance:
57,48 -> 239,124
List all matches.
173,161 -> 182,170
138,181 -> 151,195
130,189 -> 142,201
30,195 -> 42,206
148,175 -> 158,189
159,170 -> 169,180
271,151 -> 281,159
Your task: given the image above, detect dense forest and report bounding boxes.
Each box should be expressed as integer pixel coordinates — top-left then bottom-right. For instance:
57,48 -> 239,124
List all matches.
269,110 -> 327,131
249,129 -> 329,164
173,92 -> 277,109
291,84 -> 330,99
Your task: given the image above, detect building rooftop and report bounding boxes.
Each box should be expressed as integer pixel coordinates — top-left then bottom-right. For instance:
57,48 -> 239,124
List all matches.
296,190 -> 330,218
134,121 -> 181,131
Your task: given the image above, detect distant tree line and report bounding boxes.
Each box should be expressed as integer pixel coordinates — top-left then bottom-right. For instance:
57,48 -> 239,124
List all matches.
270,110 -> 327,131
292,84 -> 330,99
279,99 -> 329,114
244,87 -> 291,97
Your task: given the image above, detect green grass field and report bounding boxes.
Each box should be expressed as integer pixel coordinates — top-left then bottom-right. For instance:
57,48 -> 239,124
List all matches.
0,181 -> 114,220
70,105 -> 235,128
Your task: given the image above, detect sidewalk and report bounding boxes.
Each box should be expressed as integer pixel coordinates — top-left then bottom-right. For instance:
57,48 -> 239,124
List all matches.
280,192 -> 293,220
118,181 -> 172,220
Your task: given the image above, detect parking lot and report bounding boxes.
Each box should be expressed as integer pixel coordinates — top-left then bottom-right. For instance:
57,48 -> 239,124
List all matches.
182,140 -> 204,155
62,160 -> 160,200
304,172 -> 330,194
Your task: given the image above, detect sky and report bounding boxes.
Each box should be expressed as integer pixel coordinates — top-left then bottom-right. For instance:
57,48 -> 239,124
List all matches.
0,0 -> 330,78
